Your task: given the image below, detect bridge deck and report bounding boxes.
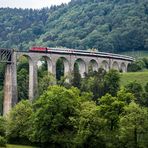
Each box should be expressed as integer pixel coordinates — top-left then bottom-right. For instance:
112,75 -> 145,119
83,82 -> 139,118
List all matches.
17,49 -> 134,62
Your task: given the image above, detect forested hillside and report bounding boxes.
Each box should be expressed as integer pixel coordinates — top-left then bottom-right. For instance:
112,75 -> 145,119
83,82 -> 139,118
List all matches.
0,0 -> 148,52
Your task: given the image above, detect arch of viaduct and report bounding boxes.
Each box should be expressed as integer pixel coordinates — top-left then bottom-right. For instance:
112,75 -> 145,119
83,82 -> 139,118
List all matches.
3,50 -> 134,114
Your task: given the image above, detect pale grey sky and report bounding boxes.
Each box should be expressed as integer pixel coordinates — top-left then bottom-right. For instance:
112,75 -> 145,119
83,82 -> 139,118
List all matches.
0,0 -> 71,9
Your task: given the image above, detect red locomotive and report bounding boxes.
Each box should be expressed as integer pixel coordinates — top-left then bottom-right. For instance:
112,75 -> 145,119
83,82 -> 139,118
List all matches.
30,47 -> 48,52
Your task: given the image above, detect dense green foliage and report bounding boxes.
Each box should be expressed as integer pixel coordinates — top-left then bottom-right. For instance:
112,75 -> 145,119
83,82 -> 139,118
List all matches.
0,0 -> 148,52
0,116 -> 6,147
17,57 -> 29,101
118,102 -> 148,148
0,8 -> 49,50
28,86 -> 89,147
0,116 -> 6,137
2,84 -> 148,148
6,100 -> 32,144
0,65 -> 148,147
0,136 -> 6,147
81,68 -> 120,101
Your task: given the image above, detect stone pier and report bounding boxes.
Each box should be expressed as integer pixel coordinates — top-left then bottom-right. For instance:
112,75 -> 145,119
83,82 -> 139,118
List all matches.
3,52 -> 17,115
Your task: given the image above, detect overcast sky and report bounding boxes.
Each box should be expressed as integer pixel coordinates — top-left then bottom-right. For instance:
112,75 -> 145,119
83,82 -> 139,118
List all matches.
0,0 -> 71,9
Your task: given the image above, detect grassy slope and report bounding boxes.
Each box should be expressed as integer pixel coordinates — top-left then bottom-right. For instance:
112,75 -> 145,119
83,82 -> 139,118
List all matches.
120,71 -> 148,88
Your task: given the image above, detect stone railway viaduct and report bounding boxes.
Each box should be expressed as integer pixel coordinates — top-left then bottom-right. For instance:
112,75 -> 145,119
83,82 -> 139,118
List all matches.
0,48 -> 134,114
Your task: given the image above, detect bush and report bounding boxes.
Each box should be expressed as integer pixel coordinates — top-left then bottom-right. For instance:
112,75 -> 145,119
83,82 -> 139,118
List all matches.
0,116 -> 6,137
127,60 -> 145,72
142,58 -> 148,69
6,100 -> 32,145
0,136 -> 6,147
127,58 -> 148,72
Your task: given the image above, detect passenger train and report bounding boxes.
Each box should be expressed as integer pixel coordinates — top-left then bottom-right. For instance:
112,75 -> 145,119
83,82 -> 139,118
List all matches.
29,47 -> 134,61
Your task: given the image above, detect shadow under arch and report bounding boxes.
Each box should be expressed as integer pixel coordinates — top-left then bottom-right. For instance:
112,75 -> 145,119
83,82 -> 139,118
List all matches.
127,62 -> 133,72
17,54 -> 32,101
17,53 -> 39,101
89,59 -> 98,72
112,61 -> 120,71
101,60 -> 109,71
120,62 -> 127,72
74,58 -> 86,77
37,56 -> 53,74
37,56 -> 55,95
56,57 -> 70,80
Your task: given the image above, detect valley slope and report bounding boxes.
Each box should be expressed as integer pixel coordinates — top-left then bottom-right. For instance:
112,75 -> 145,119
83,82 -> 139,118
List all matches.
0,0 -> 148,52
